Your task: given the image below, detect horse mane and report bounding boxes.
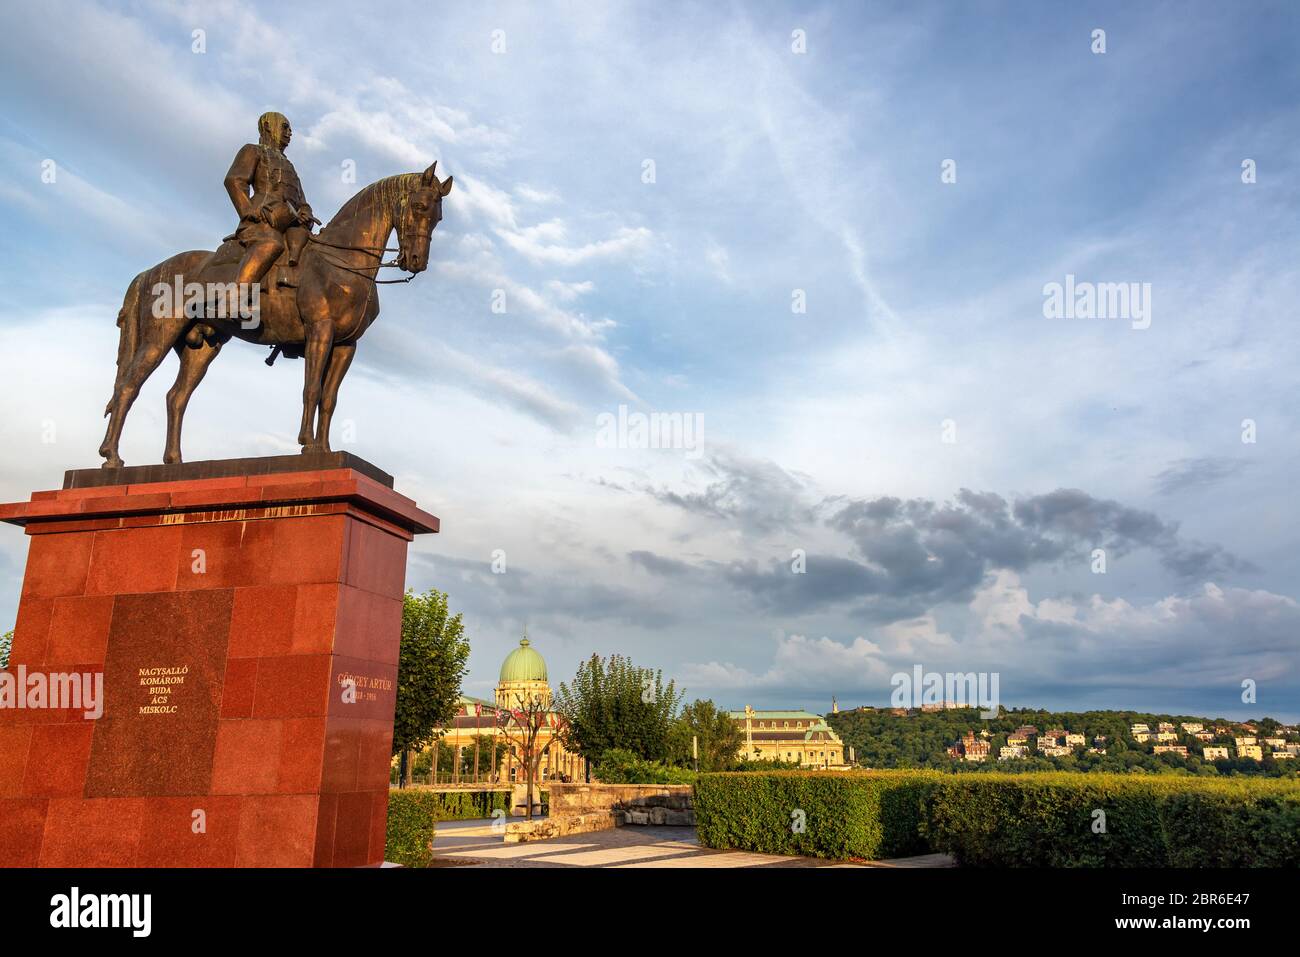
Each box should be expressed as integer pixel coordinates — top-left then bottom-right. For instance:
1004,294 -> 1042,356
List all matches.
323,172 -> 420,233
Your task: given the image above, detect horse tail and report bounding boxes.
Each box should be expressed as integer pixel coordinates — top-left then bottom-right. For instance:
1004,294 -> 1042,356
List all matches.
107,271 -> 145,416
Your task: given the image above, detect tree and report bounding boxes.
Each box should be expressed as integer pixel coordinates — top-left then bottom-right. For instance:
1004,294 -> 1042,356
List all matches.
0,629 -> 11,669
392,589 -> 470,787
495,691 -> 558,820
669,699 -> 743,771
553,653 -> 684,771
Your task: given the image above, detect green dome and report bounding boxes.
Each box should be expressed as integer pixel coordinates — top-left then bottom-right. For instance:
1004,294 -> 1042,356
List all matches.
499,637 -> 548,683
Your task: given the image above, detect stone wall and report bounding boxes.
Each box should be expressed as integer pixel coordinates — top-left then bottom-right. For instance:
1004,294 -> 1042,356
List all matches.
504,783 -> 695,843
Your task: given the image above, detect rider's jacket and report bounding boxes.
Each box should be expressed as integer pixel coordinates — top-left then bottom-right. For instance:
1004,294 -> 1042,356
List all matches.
224,143 -> 308,234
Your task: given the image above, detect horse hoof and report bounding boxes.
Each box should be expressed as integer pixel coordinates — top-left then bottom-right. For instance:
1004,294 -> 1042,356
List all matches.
101,457 -> 124,470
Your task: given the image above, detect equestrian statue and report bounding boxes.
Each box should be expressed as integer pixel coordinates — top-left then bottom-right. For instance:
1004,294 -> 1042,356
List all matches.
99,110 -> 453,468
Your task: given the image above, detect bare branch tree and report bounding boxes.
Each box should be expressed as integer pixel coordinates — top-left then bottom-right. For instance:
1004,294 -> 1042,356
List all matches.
495,691 -> 563,820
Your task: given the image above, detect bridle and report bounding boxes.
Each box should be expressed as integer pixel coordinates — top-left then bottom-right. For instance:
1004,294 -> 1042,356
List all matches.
307,234 -> 417,284
306,188 -> 433,285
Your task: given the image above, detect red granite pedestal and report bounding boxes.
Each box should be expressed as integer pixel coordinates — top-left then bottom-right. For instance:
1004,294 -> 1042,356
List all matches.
0,457 -> 438,867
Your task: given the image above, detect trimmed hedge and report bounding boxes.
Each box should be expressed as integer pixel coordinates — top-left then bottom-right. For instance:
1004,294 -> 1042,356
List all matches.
695,771 -> 940,859
923,773 -> 1300,867
695,771 -> 1300,866
385,789 -> 441,868
414,788 -> 514,821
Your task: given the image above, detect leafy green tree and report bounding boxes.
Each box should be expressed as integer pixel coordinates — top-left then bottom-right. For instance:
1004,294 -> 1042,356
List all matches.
392,590 -> 470,786
553,653 -> 683,770
668,698 -> 744,771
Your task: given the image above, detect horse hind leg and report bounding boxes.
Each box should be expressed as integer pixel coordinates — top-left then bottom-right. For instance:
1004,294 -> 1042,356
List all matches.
163,335 -> 225,465
99,322 -> 186,469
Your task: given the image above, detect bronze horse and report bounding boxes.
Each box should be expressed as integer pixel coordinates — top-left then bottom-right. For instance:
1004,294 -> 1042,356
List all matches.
99,163 -> 453,468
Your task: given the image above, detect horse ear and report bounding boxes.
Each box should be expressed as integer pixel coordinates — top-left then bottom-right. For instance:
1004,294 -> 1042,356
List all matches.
439,175 -> 454,196
421,162 -> 438,186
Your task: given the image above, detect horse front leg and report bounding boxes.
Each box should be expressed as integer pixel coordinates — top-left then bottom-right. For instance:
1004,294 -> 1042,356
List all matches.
298,319 -> 334,451
316,342 -> 356,453
164,336 -> 224,464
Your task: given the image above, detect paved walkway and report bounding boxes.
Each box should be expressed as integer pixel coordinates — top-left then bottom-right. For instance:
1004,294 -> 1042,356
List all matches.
431,819 -> 954,868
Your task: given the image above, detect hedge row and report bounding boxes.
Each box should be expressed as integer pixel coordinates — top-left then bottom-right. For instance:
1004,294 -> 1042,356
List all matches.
924,774 -> 1300,867
411,788 -> 514,821
694,771 -> 940,860
694,771 -> 1300,866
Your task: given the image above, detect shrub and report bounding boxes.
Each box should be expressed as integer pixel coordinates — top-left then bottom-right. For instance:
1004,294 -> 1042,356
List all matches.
695,771 -> 941,859
922,774 -> 1165,866
595,747 -> 697,785
414,788 -> 513,821
385,789 -> 440,868
922,772 -> 1300,867
695,770 -> 1300,866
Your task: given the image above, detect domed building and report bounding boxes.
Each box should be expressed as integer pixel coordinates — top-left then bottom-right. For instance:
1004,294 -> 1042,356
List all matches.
495,635 -> 551,710
422,634 -> 585,785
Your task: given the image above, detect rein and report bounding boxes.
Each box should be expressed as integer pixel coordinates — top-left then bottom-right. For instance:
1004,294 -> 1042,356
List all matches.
307,234 -> 416,284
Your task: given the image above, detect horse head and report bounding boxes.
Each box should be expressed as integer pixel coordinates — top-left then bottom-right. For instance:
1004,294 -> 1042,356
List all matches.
395,162 -> 454,273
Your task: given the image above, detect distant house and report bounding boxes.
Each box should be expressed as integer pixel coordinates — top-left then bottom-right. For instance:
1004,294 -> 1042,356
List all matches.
948,730 -> 990,763
1273,751 -> 1295,760
1155,731 -> 1178,742
1237,745 -> 1263,761
1202,746 -> 1230,761
1157,722 -> 1175,733
1133,732 -> 1152,743
999,745 -> 1027,761
1193,731 -> 1215,742
1007,733 -> 1029,747
1263,737 -> 1286,748
1180,722 -> 1203,734
1039,729 -> 1066,750
1153,745 -> 1188,757
1130,723 -> 1150,735
1014,725 -> 1039,738
1039,745 -> 1072,757
1235,736 -> 1257,747
1093,735 -> 1108,746
1064,733 -> 1086,748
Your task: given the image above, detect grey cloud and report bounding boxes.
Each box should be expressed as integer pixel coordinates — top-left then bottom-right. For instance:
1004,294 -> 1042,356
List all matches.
409,552 -> 679,631
641,449 -> 816,535
627,550 -> 694,577
633,469 -> 1255,618
1154,457 -> 1251,496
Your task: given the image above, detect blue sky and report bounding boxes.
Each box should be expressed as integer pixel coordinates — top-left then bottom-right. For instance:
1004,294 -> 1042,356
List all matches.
1,1 -> 1298,720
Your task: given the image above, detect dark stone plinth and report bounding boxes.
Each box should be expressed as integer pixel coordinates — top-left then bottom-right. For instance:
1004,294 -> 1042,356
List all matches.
63,451 -> 393,490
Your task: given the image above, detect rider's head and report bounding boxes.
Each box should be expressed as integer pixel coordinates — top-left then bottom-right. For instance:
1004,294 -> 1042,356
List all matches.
257,112 -> 292,151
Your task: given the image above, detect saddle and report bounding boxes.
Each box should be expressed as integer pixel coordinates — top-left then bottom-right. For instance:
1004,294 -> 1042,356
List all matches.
214,231 -> 304,290
188,239 -> 305,363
